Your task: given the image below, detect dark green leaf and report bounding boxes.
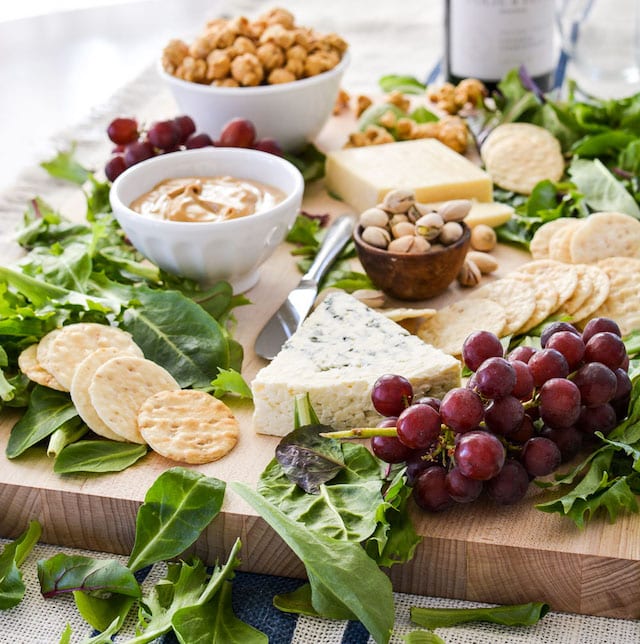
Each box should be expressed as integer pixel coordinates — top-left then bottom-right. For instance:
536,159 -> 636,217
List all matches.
232,482 -> 395,644
0,520 -> 41,609
172,581 -> 268,644
121,286 -> 230,389
53,440 -> 147,474
127,467 -> 226,572
74,592 -> 135,633
275,425 -> 345,493
273,583 -> 320,617
283,143 -> 326,182
402,631 -> 446,644
47,417 -> 88,458
571,131 -> 637,157
410,601 -> 549,628
37,554 -> 140,598
285,214 -> 322,248
6,386 -> 77,458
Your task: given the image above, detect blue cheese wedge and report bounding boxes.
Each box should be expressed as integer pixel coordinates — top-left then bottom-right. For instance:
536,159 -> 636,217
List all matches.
325,139 -> 493,213
251,292 -> 461,436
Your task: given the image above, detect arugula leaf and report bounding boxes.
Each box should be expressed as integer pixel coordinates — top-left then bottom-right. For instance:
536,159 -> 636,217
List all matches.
38,554 -> 141,599
127,467 -> 226,572
410,602 -> 549,628
0,520 -> 41,609
40,147 -> 91,185
232,482 -> 395,644
172,580 -> 268,644
6,386 -> 78,458
53,441 -> 147,474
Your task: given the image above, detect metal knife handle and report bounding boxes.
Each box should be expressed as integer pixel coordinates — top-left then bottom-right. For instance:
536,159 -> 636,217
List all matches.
301,213 -> 357,285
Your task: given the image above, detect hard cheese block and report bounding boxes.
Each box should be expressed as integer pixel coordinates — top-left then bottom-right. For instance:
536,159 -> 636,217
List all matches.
325,139 -> 493,213
251,291 -> 461,436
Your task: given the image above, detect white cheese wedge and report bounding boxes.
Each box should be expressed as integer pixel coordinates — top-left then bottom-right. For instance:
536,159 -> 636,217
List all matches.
251,291 -> 461,436
325,139 -> 493,213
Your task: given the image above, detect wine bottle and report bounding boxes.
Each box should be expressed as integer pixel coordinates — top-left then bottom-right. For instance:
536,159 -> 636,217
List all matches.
444,0 -> 556,92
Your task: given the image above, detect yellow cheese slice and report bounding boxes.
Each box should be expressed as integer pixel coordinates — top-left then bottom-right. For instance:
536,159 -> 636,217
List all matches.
325,139 -> 493,213
464,201 -> 514,228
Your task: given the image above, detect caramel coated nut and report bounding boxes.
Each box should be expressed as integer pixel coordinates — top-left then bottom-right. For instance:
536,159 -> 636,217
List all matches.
457,258 -> 482,287
382,189 -> 415,214
466,251 -> 498,274
362,226 -> 391,249
438,199 -> 473,223
470,224 -> 497,252
439,221 -> 464,245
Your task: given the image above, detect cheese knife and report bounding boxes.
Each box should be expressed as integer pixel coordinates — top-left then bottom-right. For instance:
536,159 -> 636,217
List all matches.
254,212 -> 357,360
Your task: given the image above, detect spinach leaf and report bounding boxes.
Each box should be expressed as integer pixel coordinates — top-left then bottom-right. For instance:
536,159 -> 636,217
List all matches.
38,555 -> 141,598
232,482 -> 395,644
410,602 -> 549,628
127,467 -> 226,572
53,441 -> 147,474
121,286 -> 229,389
568,158 -> 640,217
172,581 -> 268,644
275,425 -> 345,493
6,386 -> 78,458
0,520 -> 41,609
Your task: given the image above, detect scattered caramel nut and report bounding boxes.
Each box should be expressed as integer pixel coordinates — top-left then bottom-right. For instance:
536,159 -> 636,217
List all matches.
362,226 -> 391,249
351,289 -> 386,308
470,224 -> 497,251
415,213 -> 444,241
378,110 -> 398,130
356,94 -> 373,117
385,90 -> 410,113
230,52 -> 264,86
457,258 -> 482,287
382,189 -> 415,214
359,207 -> 389,229
439,221 -> 464,245
438,199 -> 473,223
333,88 -> 350,115
466,251 -> 498,274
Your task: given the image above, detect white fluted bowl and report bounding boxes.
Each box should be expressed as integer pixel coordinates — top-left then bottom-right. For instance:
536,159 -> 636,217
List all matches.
159,52 -> 349,152
109,147 -> 304,293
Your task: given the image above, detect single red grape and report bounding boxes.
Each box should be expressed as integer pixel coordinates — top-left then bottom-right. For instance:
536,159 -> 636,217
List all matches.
173,115 -> 196,143
507,345 -> 537,364
445,466 -> 483,503
462,330 -> 503,372
540,320 -> 579,347
582,317 -> 621,343
528,348 -> 569,387
412,466 -> 454,512
474,357 -> 516,399
575,403 -> 617,436
253,137 -> 283,156
545,331 -> 585,370
370,435 -> 413,464
538,377 -> 581,429
484,395 -> 525,436
509,413 -> 536,444
510,360 -> 534,401
185,133 -> 214,149
584,332 -> 626,370
104,155 -> 126,182
396,404 -> 442,450
371,374 -> 413,417
147,119 -> 180,151
440,388 -> 484,433
485,459 -> 530,505
454,430 -> 506,481
218,118 -> 256,148
107,117 -> 139,145
572,362 -> 617,406
540,425 -> 583,462
521,437 -> 561,477
123,140 -> 155,167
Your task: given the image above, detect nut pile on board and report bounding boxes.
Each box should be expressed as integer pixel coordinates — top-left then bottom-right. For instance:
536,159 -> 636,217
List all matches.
18,323 -> 238,464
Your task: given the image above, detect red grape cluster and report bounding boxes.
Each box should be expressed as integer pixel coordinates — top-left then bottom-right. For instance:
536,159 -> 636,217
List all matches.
370,317 -> 632,512
104,116 -> 283,182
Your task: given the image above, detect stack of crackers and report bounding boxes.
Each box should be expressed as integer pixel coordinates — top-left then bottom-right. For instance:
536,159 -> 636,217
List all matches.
414,212 -> 640,355
18,322 -> 238,464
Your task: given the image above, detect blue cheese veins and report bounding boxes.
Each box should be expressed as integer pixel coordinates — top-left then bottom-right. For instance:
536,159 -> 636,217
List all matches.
251,291 -> 461,436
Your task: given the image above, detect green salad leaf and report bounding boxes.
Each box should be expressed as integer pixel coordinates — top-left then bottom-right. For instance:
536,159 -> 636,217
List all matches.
53,440 -> 148,474
0,520 -> 41,610
410,601 -> 549,628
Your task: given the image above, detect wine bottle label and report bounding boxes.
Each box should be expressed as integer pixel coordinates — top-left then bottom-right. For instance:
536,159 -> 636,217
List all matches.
449,0 -> 555,81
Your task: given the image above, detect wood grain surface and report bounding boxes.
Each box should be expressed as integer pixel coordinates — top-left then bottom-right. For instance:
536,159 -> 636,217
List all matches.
2,117 -> 640,620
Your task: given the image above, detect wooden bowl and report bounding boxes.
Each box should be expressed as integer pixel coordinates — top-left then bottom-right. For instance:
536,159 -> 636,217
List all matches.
353,224 -> 471,301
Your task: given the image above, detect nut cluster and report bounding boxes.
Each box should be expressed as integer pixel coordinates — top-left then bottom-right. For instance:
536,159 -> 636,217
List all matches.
359,191 -> 472,253
162,7 -> 347,87
427,78 -> 488,114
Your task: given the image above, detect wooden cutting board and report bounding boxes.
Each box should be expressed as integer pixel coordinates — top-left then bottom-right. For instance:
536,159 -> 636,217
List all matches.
2,119 -> 640,621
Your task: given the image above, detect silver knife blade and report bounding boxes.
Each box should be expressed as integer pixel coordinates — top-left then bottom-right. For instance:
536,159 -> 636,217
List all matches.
254,213 -> 357,360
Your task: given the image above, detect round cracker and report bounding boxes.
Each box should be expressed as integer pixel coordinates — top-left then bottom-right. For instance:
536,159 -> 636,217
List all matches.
138,389 -> 239,464
514,259 -> 578,307
38,323 -> 143,390
508,272 -> 560,334
481,123 -> 564,195
530,218 -> 582,260
35,328 -> 67,389
586,257 -> 640,335
416,298 -> 506,356
467,278 -> 536,336
89,356 -> 180,444
70,348 -> 135,441
559,264 -> 595,316
381,307 -> 436,322
570,264 -> 611,323
18,344 -> 66,391
569,212 -> 640,264
548,221 -> 581,264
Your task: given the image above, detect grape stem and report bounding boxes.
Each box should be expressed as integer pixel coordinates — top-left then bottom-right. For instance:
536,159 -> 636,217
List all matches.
319,427 -> 398,439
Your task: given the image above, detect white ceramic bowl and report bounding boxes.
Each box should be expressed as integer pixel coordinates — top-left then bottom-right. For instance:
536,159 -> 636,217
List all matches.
109,147 -> 304,293
159,52 -> 349,152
